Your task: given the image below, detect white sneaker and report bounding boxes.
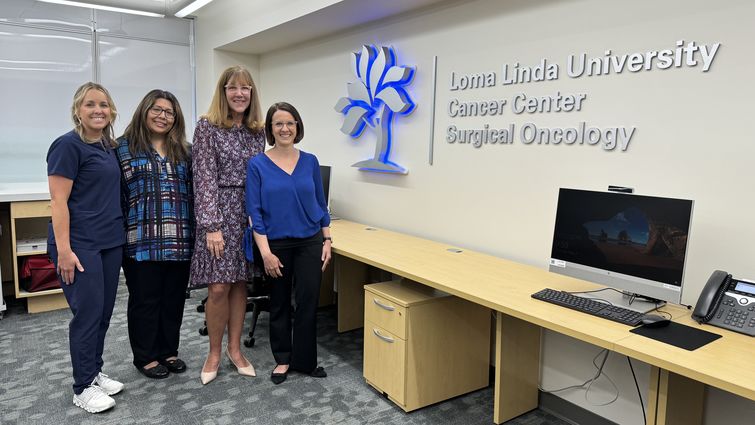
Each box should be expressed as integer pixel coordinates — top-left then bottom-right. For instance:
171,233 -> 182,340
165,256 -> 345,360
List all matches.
94,372 -> 124,396
72,385 -> 116,413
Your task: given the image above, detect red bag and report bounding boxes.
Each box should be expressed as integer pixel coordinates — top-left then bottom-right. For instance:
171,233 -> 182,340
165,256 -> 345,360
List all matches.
20,255 -> 60,292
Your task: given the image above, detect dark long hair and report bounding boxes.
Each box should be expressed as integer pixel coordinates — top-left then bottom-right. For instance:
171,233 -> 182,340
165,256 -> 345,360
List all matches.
122,89 -> 189,163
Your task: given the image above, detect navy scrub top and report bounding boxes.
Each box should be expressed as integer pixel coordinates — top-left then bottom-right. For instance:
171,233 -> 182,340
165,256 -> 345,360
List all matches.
46,130 -> 125,250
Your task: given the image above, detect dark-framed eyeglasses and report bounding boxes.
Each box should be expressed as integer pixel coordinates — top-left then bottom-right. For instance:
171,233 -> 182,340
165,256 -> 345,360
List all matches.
149,106 -> 176,119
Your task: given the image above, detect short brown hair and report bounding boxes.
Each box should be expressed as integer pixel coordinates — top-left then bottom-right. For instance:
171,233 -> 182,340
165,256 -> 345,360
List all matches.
264,102 -> 304,146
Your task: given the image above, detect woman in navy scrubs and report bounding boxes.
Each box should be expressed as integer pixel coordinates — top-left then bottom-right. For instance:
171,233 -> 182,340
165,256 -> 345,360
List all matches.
47,82 -> 126,413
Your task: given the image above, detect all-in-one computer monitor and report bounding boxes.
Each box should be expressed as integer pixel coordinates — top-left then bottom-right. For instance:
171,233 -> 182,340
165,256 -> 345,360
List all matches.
549,188 -> 694,313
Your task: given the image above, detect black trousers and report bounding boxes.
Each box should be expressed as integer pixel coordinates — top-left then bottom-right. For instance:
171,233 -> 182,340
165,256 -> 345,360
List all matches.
268,232 -> 323,373
122,258 -> 191,368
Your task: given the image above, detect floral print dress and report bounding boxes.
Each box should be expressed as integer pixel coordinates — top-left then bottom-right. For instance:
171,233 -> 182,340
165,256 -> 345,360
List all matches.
189,118 -> 265,287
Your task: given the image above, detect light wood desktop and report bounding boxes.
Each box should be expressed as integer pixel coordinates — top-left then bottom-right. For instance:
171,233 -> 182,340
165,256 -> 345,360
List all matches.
328,219 -> 754,425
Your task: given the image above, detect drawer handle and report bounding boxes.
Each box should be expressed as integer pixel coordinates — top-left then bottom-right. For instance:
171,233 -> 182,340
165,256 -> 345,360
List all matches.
373,328 -> 395,343
373,298 -> 395,311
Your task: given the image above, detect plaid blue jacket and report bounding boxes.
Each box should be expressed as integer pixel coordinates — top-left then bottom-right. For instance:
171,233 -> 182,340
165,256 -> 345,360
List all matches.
116,138 -> 194,261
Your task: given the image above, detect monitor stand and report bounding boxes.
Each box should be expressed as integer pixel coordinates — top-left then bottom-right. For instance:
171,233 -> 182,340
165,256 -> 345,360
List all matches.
582,290 -> 665,314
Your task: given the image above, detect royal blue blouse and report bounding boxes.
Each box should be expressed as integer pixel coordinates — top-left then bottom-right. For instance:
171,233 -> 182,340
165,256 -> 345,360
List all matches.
245,150 -> 330,241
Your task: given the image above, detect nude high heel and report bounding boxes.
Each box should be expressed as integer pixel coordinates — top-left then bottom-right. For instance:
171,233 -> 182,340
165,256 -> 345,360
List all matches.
226,349 -> 256,377
200,358 -> 219,385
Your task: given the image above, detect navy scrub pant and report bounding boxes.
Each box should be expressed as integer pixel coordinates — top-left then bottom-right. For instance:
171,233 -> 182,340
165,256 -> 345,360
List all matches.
267,232 -> 323,373
50,244 -> 122,395
122,258 -> 190,369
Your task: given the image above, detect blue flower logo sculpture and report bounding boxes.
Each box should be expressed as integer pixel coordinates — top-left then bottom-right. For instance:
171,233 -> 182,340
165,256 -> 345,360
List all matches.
334,45 -> 415,174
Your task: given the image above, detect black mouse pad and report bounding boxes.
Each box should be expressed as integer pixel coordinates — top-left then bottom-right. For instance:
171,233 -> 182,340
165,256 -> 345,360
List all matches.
630,322 -> 722,351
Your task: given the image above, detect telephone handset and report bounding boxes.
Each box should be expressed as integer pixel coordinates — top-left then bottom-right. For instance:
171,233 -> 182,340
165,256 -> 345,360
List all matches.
692,270 -> 755,336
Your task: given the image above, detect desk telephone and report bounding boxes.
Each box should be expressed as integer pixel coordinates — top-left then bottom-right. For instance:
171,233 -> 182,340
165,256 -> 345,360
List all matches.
692,270 -> 755,336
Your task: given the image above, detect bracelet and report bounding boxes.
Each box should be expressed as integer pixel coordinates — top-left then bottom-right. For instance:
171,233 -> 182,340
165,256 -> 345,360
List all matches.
323,236 -> 333,244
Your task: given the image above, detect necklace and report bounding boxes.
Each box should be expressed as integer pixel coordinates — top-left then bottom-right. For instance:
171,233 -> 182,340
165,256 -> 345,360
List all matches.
83,136 -> 107,151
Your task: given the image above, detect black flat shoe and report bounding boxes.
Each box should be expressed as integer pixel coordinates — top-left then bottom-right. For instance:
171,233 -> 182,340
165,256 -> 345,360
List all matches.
139,364 -> 170,379
309,366 -> 327,378
159,358 -> 187,374
271,367 -> 289,385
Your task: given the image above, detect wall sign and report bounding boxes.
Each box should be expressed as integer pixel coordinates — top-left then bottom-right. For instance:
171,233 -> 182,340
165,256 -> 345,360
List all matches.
444,39 -> 721,152
335,45 -> 416,174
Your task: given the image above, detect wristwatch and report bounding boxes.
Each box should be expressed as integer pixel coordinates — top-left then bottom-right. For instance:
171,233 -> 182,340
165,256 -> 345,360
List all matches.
323,236 -> 333,243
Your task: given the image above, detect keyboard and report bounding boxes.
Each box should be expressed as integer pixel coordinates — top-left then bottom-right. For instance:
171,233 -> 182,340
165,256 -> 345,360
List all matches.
531,288 -> 644,326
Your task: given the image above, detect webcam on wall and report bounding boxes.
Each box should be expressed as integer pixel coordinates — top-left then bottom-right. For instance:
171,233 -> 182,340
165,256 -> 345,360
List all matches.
608,185 -> 634,194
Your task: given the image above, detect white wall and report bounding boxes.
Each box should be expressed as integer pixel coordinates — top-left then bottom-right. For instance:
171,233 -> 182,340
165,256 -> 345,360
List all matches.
193,0 -> 345,112
194,0 -> 755,424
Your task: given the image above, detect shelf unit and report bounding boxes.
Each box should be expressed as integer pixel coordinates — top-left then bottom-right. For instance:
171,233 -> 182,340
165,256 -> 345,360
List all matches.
10,200 -> 67,313
0,258 -> 5,319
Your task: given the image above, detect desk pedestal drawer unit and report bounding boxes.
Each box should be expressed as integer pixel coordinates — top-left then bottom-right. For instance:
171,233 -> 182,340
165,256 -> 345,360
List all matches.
363,279 -> 490,412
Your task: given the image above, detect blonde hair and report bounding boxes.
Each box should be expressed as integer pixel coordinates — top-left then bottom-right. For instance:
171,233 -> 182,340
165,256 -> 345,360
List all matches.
203,66 -> 263,131
71,82 -> 118,147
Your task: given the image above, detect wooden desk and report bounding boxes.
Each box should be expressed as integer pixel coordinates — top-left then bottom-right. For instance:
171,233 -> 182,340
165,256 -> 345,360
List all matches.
612,307 -> 754,425
329,219 -> 754,425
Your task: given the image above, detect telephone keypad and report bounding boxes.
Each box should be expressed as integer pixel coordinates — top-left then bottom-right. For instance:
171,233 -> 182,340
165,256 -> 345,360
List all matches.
724,307 -> 750,328
702,284 -> 755,336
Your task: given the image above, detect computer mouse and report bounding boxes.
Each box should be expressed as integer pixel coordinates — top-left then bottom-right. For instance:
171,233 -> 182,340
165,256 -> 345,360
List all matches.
640,314 -> 671,328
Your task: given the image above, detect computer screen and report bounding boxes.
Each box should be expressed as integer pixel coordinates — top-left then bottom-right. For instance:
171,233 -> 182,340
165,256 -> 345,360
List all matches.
319,165 -> 331,207
549,188 -> 694,309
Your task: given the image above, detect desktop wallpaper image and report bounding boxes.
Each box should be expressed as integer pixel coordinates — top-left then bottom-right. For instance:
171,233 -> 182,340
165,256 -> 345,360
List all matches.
551,190 -> 692,286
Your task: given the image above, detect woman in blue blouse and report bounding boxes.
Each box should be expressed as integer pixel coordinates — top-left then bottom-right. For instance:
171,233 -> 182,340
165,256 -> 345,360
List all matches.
246,102 -> 332,384
116,90 -> 193,379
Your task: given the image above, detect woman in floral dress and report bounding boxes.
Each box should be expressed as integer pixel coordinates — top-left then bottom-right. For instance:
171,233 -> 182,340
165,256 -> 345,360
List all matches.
190,66 -> 265,384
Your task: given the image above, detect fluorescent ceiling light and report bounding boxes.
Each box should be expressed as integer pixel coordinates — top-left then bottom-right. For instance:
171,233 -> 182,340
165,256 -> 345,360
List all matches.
37,0 -> 165,18
24,18 -> 92,29
175,0 -> 213,18
24,33 -> 92,43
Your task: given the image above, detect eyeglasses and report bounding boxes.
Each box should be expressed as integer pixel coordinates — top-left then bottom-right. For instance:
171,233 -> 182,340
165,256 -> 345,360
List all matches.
272,121 -> 297,130
149,106 -> 175,119
224,85 -> 252,94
